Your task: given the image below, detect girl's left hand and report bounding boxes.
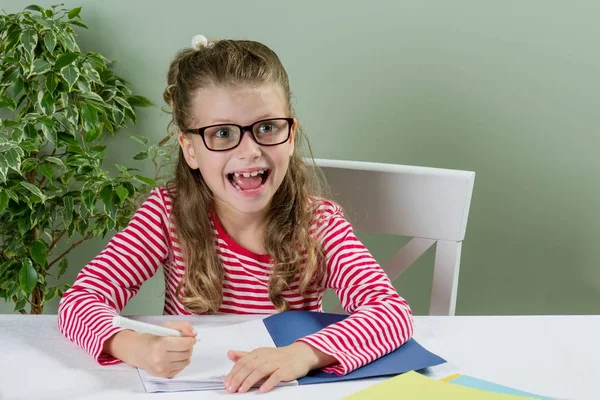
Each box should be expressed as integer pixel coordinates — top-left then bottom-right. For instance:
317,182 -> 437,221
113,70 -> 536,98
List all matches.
224,342 -> 334,393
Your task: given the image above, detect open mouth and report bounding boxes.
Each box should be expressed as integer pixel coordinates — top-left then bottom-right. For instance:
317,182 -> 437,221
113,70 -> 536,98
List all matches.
227,169 -> 271,191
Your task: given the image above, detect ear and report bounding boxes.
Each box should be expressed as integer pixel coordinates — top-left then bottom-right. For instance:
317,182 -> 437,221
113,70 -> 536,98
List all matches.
288,118 -> 297,157
178,132 -> 200,169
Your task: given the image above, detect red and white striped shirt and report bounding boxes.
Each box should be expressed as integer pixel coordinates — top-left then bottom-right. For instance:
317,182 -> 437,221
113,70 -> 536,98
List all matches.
58,187 -> 413,375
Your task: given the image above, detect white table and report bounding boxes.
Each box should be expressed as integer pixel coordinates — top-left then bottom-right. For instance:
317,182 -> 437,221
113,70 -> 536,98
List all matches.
1,315 -> 598,400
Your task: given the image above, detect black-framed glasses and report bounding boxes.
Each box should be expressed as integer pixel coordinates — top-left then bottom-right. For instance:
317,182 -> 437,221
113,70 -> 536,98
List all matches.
184,117 -> 294,152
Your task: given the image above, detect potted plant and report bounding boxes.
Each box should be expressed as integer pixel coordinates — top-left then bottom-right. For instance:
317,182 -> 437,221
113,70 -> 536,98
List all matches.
0,4 -> 169,314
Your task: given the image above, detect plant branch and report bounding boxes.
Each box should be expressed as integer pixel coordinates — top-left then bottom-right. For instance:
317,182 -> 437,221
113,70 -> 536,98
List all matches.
48,230 -> 67,252
47,233 -> 93,270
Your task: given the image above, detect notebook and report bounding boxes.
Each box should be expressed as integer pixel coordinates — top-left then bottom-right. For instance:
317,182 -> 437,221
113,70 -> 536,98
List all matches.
137,311 -> 445,392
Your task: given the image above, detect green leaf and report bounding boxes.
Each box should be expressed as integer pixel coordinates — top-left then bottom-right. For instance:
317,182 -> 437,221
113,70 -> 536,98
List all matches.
115,185 -> 129,205
43,31 -> 56,53
132,151 -> 148,160
55,52 -> 79,70
81,91 -> 105,104
54,113 -> 75,133
45,156 -> 65,168
21,29 -> 38,61
40,119 -> 57,144
38,163 -> 53,182
21,158 -> 38,173
5,189 -> 18,203
32,15 -> 53,29
44,286 -> 59,302
14,298 -> 27,313
20,182 -> 47,203
63,195 -> 73,229
129,135 -> 148,145
126,95 -> 153,107
4,28 -> 22,54
57,258 -> 69,279
30,240 -> 48,267
84,65 -> 102,85
56,30 -> 79,52
1,68 -> 20,86
76,78 -> 91,94
0,190 -> 9,213
70,20 -> 88,29
45,73 -> 58,93
0,154 -> 10,182
0,96 -> 17,111
68,7 -> 82,19
60,64 -> 80,90
5,148 -> 22,172
13,78 -> 25,98
82,190 -> 95,213
0,260 -> 16,280
24,123 -> 38,139
39,91 -> 56,115
111,107 -> 124,125
100,184 -> 112,209
84,128 -> 100,142
30,205 -> 45,229
32,59 -> 51,75
25,5 -> 44,12
19,259 -> 37,295
134,175 -> 156,186
81,103 -> 99,129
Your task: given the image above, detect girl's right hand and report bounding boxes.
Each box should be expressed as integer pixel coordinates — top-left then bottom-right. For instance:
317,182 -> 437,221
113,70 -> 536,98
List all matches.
135,321 -> 197,378
104,321 -> 197,379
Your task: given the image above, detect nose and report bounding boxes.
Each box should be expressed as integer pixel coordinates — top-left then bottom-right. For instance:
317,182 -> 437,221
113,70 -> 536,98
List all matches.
234,129 -> 261,160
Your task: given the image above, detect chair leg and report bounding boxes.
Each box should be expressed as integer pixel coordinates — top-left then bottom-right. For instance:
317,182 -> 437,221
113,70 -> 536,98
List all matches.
429,240 -> 462,316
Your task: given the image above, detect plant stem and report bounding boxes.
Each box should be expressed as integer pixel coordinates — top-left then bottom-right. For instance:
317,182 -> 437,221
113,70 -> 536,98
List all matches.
48,230 -> 67,252
46,233 -> 93,270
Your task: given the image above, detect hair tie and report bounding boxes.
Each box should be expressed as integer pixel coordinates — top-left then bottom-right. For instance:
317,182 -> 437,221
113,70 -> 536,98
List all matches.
191,34 -> 209,50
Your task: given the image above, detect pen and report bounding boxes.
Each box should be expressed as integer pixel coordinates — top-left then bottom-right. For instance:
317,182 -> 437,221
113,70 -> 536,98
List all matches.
112,316 -> 183,337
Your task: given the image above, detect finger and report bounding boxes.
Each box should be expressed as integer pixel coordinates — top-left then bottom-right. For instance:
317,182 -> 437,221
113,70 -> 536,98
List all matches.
227,349 -> 248,362
238,364 -> 277,393
259,369 -> 284,393
162,321 -> 197,337
163,336 -> 196,352
166,349 -> 193,362
169,358 -> 191,371
225,355 -> 256,393
166,365 -> 187,379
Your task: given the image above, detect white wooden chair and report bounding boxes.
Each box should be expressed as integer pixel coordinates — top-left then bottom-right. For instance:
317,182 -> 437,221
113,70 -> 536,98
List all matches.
312,158 -> 475,316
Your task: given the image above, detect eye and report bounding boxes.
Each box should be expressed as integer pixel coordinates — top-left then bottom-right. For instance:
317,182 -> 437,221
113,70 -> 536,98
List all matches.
213,128 -> 233,138
257,122 -> 277,134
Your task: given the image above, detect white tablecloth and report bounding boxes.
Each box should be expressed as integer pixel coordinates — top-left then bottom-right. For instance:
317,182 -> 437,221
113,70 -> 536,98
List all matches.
0,314 -> 598,400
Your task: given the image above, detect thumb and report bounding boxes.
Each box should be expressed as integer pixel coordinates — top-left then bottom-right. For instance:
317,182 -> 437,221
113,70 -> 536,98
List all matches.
227,350 -> 248,362
161,321 -> 197,337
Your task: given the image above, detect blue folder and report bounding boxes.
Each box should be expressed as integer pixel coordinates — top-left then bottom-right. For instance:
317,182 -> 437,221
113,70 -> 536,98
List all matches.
262,311 -> 446,385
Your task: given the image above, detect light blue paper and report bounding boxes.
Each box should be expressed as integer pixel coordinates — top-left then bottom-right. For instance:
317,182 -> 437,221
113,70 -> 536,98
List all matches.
449,375 -> 556,399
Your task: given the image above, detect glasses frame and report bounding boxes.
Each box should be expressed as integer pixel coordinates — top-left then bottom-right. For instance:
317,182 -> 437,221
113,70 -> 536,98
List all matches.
183,117 -> 294,152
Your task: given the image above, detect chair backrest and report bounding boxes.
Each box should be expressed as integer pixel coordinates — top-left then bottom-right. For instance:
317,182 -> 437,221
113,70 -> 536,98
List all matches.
312,158 -> 475,315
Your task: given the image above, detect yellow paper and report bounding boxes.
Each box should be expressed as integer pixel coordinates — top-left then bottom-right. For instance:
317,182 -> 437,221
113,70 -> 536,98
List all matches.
343,371 -> 535,400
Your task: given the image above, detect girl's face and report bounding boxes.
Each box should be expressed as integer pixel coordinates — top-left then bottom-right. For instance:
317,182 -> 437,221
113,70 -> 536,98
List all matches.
178,84 -> 296,218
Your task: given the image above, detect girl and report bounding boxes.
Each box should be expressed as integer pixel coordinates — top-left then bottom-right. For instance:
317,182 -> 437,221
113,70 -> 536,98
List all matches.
58,35 -> 414,394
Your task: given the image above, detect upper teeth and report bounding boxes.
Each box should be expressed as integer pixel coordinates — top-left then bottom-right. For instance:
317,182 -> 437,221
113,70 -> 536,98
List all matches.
234,169 -> 266,178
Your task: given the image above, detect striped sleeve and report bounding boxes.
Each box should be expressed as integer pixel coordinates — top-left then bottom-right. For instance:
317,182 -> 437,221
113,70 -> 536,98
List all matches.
57,188 -> 171,365
296,201 -> 414,375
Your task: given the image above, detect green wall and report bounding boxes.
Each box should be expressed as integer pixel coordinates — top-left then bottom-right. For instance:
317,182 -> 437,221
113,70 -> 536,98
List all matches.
2,0 -> 599,315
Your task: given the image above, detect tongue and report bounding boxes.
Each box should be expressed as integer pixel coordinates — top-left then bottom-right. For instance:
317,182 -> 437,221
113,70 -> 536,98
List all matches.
234,175 -> 263,190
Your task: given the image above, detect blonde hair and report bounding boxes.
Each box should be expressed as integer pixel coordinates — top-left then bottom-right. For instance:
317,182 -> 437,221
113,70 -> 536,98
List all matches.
163,39 -> 327,314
